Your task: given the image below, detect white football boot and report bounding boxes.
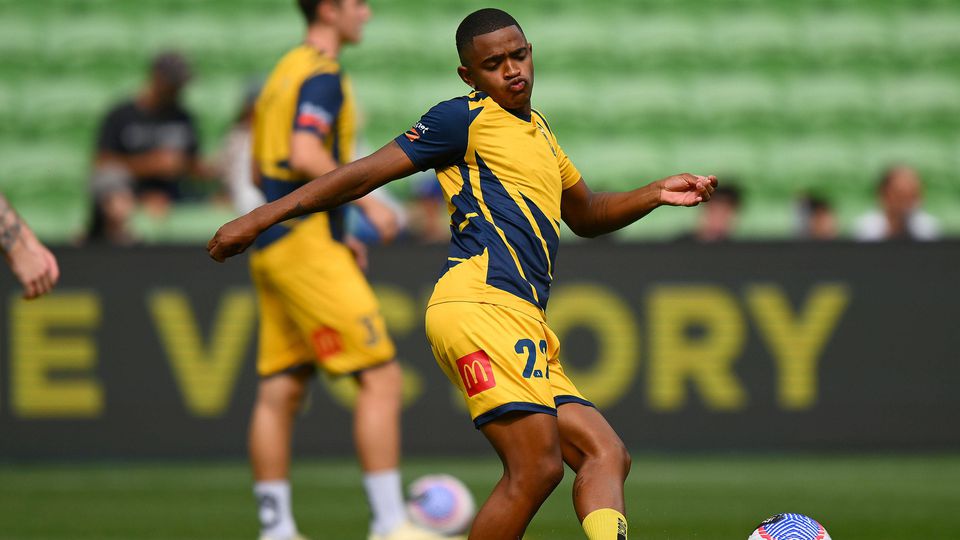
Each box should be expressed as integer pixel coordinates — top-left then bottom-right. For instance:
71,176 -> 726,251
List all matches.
367,521 -> 466,540
258,533 -> 309,540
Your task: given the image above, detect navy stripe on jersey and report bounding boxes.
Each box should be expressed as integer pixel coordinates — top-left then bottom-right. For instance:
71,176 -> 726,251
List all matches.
520,192 -> 560,281
260,176 -> 306,202
532,109 -> 552,133
255,176 -> 347,248
443,164 -> 537,307
394,96 -> 481,171
476,153 -> 553,310
443,163 -> 487,273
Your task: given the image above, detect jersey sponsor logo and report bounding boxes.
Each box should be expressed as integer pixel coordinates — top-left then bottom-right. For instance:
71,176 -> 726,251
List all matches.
296,103 -> 333,134
311,326 -> 343,360
404,122 -> 429,141
456,350 -> 496,396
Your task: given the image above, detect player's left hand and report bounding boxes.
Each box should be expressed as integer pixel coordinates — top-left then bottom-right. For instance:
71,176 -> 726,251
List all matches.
658,173 -> 718,207
6,237 -> 59,299
207,214 -> 261,262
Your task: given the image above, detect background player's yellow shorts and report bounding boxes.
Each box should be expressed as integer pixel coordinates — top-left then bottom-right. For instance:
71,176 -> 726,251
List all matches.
249,226 -> 395,378
425,301 -> 593,428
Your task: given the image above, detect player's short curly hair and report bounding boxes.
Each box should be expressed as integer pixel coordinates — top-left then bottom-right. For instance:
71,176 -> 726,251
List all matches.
455,8 -> 524,65
297,0 -> 340,24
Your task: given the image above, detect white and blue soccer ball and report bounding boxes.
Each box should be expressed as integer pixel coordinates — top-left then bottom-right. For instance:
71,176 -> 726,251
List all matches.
406,474 -> 476,535
748,513 -> 831,540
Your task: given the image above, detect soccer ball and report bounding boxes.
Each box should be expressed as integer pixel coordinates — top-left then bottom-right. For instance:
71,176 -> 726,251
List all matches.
748,513 -> 831,540
406,474 -> 476,535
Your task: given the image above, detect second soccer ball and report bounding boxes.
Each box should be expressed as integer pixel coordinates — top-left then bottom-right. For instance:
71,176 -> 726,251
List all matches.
406,474 -> 476,535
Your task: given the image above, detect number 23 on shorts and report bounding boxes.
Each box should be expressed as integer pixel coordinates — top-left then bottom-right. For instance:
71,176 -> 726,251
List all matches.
514,338 -> 549,379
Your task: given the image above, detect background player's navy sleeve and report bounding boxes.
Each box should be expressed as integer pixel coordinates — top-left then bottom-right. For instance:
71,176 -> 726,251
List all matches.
394,97 -> 469,171
293,73 -> 342,138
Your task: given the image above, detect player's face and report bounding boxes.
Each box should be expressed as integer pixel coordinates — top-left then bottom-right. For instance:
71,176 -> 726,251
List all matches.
152,75 -> 184,107
333,0 -> 371,44
458,26 -> 534,113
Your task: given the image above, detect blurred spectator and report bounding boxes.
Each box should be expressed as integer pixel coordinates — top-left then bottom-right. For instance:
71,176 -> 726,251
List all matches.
795,194 -> 838,241
405,173 -> 449,243
853,165 -> 941,241
91,51 -> 211,222
680,183 -> 742,242
85,164 -> 138,245
217,81 -> 265,215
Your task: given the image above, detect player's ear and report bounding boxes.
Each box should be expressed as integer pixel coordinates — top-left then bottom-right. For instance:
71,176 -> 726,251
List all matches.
317,0 -> 338,24
457,65 -> 475,90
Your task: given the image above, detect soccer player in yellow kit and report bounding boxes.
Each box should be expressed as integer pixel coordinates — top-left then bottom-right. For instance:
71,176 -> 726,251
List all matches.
245,1 -> 445,539
212,8 -> 717,540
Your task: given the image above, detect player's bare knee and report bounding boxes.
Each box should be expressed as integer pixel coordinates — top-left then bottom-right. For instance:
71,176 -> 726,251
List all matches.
257,377 -> 307,414
536,457 -> 565,496
544,457 -> 565,489
618,443 -> 632,477
278,387 -> 307,414
583,436 -> 630,478
599,438 -> 631,477
508,457 -> 563,498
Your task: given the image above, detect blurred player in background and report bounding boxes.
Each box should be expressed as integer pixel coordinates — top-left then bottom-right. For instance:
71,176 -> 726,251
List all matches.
244,1 -> 435,539
209,7 -> 715,540
0,195 -> 59,298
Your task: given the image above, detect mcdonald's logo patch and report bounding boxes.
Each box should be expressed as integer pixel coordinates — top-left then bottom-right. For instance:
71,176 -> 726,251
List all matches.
456,350 -> 496,396
311,326 -> 343,361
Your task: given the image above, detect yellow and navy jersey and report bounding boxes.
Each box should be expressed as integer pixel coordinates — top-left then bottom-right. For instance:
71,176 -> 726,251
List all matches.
252,44 -> 357,248
394,91 -> 582,320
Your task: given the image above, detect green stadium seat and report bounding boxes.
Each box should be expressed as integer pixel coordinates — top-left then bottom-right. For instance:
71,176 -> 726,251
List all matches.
0,0 -> 956,241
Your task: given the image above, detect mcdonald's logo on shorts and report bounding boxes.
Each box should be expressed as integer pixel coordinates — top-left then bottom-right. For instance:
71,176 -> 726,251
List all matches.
456,350 -> 496,397
312,326 -> 343,361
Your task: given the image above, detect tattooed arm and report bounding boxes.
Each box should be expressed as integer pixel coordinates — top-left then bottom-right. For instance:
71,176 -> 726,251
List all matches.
0,196 -> 60,299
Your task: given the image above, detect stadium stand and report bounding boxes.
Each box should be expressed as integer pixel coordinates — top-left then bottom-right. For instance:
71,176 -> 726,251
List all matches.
1,0 -> 957,241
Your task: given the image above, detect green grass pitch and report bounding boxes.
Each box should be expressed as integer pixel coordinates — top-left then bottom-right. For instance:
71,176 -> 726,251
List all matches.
1,455 -> 958,539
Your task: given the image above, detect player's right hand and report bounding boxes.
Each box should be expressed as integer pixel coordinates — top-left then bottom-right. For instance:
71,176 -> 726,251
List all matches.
207,214 -> 260,262
658,173 -> 718,207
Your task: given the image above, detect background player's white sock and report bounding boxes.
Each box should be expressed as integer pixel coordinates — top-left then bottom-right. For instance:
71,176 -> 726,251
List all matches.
254,480 -> 298,539
363,469 -> 407,535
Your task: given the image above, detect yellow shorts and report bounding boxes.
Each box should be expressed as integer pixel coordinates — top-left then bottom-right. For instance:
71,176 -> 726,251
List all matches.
425,301 -> 592,428
249,228 -> 395,377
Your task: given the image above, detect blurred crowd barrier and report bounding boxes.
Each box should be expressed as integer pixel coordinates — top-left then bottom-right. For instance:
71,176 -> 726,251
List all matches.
1,243 -> 957,459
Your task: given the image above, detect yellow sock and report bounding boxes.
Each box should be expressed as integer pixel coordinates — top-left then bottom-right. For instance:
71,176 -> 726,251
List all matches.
582,508 -> 628,540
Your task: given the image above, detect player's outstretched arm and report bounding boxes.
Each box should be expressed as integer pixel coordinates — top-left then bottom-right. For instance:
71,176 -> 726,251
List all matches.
0,195 -> 60,299
207,141 -> 416,262
561,173 -> 717,238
